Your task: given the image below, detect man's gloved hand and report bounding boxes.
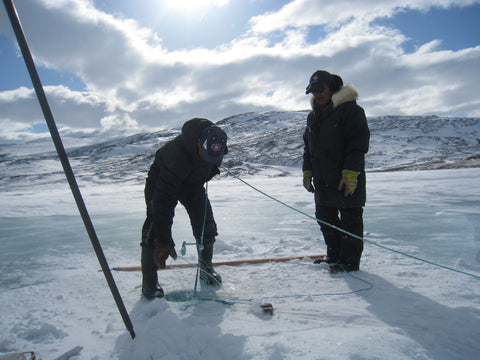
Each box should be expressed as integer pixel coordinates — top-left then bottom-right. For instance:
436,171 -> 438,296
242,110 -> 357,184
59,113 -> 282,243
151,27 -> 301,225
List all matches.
303,170 -> 315,193
338,169 -> 360,196
153,243 -> 177,269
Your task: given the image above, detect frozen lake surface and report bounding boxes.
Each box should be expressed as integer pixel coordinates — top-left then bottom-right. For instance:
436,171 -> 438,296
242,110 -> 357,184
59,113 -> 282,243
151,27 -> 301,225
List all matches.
1,168 -> 480,359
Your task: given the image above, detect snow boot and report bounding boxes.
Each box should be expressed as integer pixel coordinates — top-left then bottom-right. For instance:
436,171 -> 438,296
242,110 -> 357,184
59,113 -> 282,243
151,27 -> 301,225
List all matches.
328,262 -> 359,273
314,256 -> 337,264
142,285 -> 165,300
315,228 -> 341,264
199,245 -> 222,286
141,244 -> 164,299
329,235 -> 363,273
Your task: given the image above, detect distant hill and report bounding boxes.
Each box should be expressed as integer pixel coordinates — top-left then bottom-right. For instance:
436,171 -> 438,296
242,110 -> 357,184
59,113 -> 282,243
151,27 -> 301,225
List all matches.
1,112 -> 479,189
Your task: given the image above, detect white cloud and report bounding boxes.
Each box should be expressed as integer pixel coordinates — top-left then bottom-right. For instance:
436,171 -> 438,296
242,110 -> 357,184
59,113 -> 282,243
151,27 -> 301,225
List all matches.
0,85 -> 110,129
100,113 -> 138,131
248,0 -> 479,34
0,0 -> 479,141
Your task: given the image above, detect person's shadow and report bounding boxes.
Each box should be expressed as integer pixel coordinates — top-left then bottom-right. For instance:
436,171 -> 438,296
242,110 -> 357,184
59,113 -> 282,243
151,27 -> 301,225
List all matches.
347,272 -> 480,360
114,290 -> 251,360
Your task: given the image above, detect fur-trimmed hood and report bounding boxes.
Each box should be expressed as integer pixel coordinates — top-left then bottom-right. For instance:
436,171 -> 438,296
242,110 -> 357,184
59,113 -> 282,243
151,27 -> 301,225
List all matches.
310,84 -> 359,110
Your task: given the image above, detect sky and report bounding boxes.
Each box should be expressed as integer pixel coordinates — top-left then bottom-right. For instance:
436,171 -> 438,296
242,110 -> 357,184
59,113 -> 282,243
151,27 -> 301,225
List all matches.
0,0 -> 479,141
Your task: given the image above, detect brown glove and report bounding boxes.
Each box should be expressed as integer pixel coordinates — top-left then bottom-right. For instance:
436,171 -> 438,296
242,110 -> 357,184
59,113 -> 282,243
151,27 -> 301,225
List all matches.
153,243 -> 177,269
303,170 -> 315,193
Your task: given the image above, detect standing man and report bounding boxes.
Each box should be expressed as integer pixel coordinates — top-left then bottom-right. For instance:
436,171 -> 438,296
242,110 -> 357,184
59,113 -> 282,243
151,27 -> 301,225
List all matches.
302,70 -> 370,272
141,118 -> 228,299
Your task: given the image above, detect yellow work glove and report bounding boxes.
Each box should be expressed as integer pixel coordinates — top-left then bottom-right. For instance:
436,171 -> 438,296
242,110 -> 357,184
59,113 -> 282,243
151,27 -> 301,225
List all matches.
303,170 -> 315,193
338,169 -> 360,196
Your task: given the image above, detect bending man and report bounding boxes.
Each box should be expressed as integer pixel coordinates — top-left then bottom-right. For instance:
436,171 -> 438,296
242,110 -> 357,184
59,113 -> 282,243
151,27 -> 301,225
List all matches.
141,118 -> 228,299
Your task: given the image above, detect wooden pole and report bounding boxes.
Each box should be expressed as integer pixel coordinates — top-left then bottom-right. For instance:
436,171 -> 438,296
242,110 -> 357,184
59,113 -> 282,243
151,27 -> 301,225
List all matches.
112,254 -> 326,271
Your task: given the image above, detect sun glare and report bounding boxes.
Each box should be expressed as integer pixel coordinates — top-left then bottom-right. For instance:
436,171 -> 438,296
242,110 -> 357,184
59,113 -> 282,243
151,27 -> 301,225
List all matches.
163,0 -> 228,14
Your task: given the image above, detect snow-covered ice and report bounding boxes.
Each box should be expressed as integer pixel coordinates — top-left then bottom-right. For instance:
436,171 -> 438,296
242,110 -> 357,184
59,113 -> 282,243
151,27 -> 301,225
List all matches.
1,167 -> 480,360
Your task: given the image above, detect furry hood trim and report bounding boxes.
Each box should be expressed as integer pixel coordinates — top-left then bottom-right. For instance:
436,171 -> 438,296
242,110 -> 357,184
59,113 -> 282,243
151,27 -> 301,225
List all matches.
310,84 -> 359,110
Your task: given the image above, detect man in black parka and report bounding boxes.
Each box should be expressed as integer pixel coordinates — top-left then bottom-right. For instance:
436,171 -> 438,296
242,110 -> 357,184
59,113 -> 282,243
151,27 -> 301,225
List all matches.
141,118 -> 228,299
303,70 -> 370,272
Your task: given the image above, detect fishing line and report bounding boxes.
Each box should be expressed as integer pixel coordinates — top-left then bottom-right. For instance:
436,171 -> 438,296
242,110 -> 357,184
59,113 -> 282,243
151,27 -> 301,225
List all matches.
177,268 -> 374,310
180,182 -> 209,295
221,166 -> 480,281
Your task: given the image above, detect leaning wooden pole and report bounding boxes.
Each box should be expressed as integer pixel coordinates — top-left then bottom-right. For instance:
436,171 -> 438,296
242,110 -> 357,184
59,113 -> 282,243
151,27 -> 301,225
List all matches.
112,254 -> 326,271
3,0 -> 135,339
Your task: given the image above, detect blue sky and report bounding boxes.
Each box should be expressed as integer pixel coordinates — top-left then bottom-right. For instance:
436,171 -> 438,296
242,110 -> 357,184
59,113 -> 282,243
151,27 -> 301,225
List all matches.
375,6 -> 480,52
0,0 -> 479,140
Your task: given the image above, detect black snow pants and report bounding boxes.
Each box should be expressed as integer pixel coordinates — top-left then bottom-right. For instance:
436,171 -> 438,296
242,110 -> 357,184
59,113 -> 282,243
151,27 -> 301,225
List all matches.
141,184 -> 217,288
316,206 -> 364,270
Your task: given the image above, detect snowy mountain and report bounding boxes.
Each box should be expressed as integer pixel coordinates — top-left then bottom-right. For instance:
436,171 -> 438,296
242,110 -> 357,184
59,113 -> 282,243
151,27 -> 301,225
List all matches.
1,112 -> 479,191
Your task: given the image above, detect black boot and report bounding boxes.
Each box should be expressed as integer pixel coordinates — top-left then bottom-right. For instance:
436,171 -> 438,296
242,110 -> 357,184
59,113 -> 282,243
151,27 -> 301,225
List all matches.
331,235 -> 363,273
141,244 -> 164,299
314,255 -> 337,264
199,245 -> 222,286
314,228 -> 341,264
329,261 -> 359,273
332,208 -> 364,272
142,284 -> 164,300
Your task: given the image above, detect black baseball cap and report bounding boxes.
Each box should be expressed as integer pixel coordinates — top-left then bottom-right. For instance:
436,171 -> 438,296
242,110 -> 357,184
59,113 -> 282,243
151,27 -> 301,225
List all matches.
305,70 -> 333,94
200,125 -> 227,166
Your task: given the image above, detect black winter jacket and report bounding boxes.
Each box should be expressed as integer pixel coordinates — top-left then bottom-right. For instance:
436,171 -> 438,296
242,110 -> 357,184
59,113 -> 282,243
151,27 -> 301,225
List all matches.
303,85 -> 370,208
143,118 -> 220,245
